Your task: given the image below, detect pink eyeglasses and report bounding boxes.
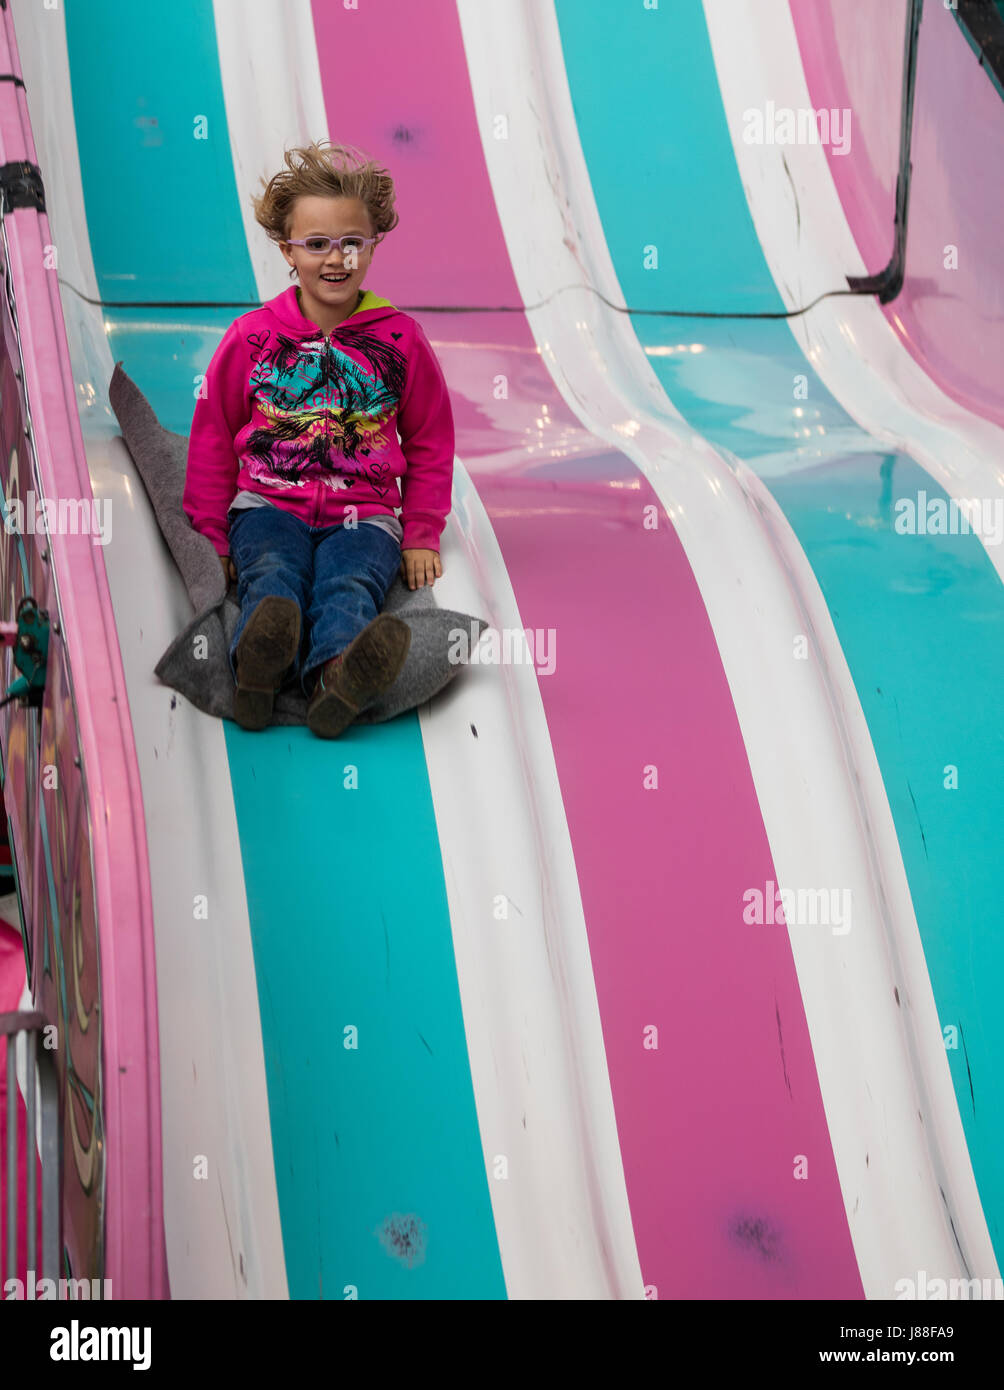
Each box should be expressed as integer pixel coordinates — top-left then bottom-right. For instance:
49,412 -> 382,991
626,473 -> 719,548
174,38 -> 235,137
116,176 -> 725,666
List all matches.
284,235 -> 377,255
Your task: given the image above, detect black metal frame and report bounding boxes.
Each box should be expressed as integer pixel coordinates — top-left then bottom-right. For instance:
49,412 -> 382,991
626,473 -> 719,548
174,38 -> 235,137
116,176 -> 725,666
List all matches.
846,0 -> 925,304
1,1011 -> 60,1291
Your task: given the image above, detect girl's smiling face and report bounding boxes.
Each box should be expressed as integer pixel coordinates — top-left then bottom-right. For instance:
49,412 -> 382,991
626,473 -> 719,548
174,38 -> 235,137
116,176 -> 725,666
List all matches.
280,195 -> 377,329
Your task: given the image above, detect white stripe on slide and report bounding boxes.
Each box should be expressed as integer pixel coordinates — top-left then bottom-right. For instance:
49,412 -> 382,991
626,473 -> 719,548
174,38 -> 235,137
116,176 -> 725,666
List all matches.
459,0 -> 977,1295
211,0 -> 330,303
703,0 -> 1001,1286
423,459 -> 647,1298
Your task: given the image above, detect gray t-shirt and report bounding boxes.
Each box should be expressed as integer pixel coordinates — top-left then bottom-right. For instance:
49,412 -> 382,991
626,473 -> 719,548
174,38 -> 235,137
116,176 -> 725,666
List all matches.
228,489 -> 403,543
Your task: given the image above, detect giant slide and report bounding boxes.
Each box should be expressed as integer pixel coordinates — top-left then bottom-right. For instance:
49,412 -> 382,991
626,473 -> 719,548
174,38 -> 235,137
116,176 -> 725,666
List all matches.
0,0 -> 1001,1302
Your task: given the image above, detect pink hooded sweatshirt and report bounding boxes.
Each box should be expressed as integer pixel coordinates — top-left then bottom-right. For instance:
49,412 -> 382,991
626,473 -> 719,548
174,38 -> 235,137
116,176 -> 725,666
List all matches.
183,285 -> 454,556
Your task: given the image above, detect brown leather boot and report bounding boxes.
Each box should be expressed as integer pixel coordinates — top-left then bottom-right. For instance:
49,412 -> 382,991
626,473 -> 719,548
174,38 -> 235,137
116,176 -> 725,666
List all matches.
307,613 -> 411,739
233,596 -> 301,730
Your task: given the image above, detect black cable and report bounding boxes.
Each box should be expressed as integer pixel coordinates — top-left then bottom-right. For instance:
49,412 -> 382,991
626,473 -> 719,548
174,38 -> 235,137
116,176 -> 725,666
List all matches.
58,276 -> 869,325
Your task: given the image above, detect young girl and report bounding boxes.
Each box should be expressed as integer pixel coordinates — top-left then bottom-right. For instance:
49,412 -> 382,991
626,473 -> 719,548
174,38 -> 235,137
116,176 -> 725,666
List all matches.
183,140 -> 455,738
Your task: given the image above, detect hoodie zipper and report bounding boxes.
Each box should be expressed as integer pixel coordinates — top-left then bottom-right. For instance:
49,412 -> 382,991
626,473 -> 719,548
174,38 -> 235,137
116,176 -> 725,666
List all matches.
304,299 -> 367,523
311,327 -> 340,527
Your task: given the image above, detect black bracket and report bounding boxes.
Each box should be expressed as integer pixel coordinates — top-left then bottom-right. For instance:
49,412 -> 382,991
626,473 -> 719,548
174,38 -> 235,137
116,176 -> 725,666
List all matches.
0,160 -> 45,215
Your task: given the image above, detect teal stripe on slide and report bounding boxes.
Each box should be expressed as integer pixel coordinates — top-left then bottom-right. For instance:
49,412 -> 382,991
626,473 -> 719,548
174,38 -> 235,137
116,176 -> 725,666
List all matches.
226,722 -> 503,1298
555,0 -> 1004,1260
65,0 -> 505,1298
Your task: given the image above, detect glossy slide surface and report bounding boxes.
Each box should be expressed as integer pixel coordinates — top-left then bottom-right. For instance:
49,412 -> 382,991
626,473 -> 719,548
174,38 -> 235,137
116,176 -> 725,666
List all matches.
2,0 -> 999,1299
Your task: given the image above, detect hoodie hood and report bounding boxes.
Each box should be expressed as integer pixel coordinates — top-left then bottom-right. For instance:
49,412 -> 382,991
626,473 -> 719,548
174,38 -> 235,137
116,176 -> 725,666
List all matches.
268,284 -> 399,336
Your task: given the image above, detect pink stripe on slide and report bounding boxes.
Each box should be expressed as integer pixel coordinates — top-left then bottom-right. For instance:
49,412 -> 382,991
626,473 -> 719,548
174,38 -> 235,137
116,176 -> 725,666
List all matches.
314,0 -> 862,1296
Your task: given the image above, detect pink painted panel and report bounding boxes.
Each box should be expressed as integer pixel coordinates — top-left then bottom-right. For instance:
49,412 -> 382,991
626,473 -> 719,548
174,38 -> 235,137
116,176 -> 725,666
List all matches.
313,0 -> 862,1295
0,12 -> 167,1297
792,0 -> 1004,428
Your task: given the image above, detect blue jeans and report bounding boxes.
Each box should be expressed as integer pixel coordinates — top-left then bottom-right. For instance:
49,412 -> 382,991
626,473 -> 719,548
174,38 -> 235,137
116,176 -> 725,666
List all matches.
226,506 -> 403,696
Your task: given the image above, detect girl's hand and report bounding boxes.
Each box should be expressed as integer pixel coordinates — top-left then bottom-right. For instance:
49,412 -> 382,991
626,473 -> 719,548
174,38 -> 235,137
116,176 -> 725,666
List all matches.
220,554 -> 236,584
401,548 -> 442,590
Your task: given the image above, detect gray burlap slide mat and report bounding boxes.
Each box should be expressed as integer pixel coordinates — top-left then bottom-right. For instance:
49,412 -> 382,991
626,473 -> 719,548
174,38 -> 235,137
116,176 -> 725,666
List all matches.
107,362 -> 487,726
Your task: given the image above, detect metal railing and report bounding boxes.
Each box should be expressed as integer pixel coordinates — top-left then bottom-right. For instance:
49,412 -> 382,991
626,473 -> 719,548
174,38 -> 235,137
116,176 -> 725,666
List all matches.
1,1010 -> 59,1289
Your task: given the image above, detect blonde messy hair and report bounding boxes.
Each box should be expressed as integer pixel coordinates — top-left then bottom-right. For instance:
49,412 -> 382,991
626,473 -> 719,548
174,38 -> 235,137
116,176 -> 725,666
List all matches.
252,140 -> 399,268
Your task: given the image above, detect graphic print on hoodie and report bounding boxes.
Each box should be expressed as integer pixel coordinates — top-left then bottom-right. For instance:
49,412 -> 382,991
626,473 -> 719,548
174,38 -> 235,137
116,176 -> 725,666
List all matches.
183,286 -> 455,557
245,321 -> 404,495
